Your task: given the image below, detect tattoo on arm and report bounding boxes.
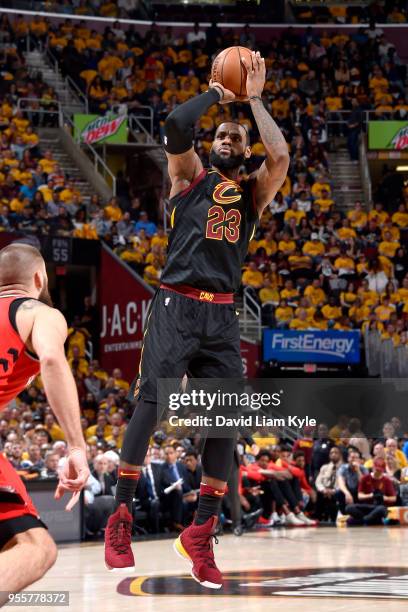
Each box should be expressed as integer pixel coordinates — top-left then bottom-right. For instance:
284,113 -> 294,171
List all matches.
19,299 -> 46,311
249,98 -> 287,161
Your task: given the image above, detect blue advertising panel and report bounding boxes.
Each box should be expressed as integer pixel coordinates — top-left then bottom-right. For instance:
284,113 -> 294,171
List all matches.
263,329 -> 360,364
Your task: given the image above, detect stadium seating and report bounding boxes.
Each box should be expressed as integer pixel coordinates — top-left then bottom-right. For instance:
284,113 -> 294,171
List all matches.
1,14 -> 408,532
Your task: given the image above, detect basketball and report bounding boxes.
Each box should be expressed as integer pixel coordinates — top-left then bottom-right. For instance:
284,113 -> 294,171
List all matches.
211,46 -> 253,99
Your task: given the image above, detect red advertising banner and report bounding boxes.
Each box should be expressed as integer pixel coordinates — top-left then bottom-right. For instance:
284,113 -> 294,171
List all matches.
240,338 -> 261,378
99,245 -> 154,382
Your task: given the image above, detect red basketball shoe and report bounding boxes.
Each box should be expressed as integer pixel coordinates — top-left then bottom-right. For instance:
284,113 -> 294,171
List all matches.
104,503 -> 135,572
173,516 -> 222,589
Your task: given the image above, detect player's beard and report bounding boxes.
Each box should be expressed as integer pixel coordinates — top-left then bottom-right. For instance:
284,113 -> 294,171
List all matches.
38,283 -> 53,307
210,149 -> 245,171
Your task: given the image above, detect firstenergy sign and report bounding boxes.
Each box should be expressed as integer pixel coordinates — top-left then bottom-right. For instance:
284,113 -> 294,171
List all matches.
263,330 -> 360,364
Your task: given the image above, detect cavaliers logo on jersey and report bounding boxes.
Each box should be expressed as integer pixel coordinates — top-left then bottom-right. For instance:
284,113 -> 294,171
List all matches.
212,180 -> 242,205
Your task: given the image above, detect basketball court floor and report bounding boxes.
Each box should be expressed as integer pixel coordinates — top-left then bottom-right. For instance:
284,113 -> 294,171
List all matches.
14,527 -> 408,611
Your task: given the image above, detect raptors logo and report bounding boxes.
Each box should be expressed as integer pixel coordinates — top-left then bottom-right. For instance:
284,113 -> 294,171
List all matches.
212,180 -> 242,205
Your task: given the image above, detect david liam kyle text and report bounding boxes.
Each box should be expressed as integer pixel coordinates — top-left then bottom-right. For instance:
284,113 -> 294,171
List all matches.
168,415 -> 317,428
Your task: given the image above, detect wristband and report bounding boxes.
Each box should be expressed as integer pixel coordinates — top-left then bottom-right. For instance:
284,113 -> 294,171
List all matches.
209,85 -> 223,101
249,95 -> 263,102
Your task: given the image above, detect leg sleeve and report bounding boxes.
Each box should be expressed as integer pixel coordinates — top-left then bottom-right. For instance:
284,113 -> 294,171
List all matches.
201,437 -> 236,482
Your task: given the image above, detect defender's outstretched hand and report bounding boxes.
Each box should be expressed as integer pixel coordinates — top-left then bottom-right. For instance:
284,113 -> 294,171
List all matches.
55,447 -> 90,511
241,51 -> 266,99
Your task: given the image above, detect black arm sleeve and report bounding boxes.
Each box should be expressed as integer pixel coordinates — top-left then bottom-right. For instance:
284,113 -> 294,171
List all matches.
163,88 -> 221,155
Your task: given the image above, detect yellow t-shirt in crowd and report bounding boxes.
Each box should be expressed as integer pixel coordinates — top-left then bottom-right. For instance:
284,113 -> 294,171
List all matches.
334,256 -> 355,270
392,212 -> 408,228
275,306 -> 293,322
378,240 -> 400,258
257,238 -> 277,256
259,287 -> 280,304
289,318 -> 311,330
321,304 -> 342,320
242,269 -> 263,287
278,239 -> 296,253
303,241 -> 325,257
104,205 -> 122,222
284,209 -> 306,225
304,285 -> 326,306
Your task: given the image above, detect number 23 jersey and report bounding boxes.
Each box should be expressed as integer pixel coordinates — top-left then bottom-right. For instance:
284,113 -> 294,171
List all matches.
161,168 -> 259,293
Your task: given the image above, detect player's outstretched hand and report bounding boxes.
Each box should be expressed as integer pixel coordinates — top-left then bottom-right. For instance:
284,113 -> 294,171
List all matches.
241,51 -> 266,100
209,80 -> 236,104
54,447 -> 90,511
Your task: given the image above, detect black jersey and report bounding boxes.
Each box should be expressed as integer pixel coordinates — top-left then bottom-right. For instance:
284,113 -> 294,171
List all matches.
161,168 -> 259,293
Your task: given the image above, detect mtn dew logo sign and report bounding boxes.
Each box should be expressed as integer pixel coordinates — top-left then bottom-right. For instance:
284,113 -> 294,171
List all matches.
74,113 -> 127,145
391,125 -> 408,150
369,121 -> 408,150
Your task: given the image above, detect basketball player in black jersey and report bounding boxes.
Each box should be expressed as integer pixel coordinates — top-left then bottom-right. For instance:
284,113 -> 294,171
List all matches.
105,51 -> 289,588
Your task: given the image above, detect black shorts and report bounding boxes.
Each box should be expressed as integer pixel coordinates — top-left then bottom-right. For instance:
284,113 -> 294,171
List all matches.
0,514 -> 47,551
131,288 -> 243,403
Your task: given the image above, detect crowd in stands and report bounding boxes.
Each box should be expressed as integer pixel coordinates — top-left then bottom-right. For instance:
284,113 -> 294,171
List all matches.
244,191 -> 408,339
1,17 -> 407,298
0,16 -> 408,310
3,0 -> 283,23
0,85 -> 165,284
293,1 -> 407,25
3,16 -> 407,125
2,15 -> 408,331
38,18 -> 408,126
0,28 -> 166,286
3,0 -> 406,24
1,0 -> 151,20
2,370 -> 408,532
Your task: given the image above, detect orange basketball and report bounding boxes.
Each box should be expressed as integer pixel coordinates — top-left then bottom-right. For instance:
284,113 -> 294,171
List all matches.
211,46 -> 253,99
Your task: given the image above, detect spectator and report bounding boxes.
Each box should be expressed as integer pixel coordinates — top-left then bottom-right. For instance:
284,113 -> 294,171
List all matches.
8,442 -> 24,469
247,450 -> 308,526
364,441 -> 386,469
104,197 -> 123,222
336,449 -> 368,514
84,366 -> 103,397
27,443 -> 44,471
385,438 -> 408,469
311,423 -> 335,479
186,23 -> 206,46
347,418 -> 370,460
43,413 -> 65,442
134,211 -> 157,237
158,444 -> 191,530
91,454 -> 116,496
135,447 -> 162,532
242,261 -> 263,291
183,448 -> 202,492
315,446 -> 343,521
346,458 -> 396,525
84,455 -> 117,534
40,451 -> 59,479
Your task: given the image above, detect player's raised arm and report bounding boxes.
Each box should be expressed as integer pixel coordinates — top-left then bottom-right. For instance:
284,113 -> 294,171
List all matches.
30,305 -> 89,509
163,83 -> 235,197
242,51 -> 290,215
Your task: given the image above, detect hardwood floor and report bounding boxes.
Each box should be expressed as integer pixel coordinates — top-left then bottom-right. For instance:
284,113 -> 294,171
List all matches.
9,526 -> 408,611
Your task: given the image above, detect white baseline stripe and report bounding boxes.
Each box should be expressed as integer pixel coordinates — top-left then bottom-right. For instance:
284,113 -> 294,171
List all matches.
0,7 -> 407,28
